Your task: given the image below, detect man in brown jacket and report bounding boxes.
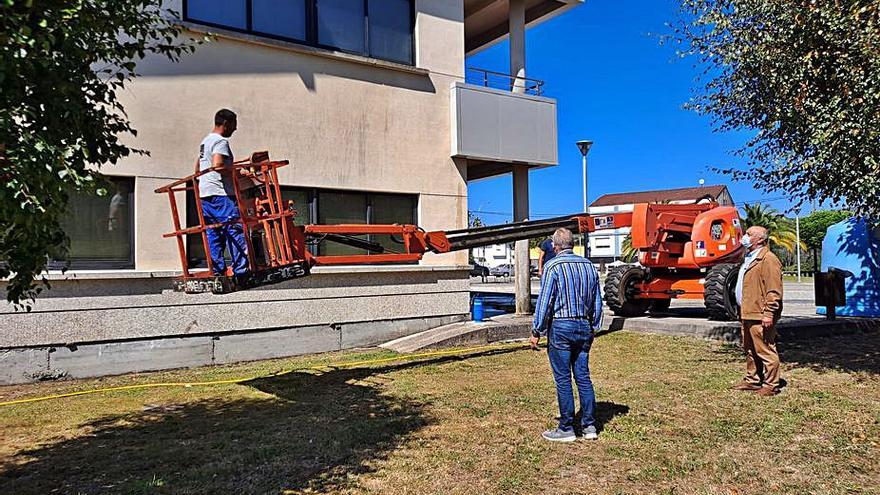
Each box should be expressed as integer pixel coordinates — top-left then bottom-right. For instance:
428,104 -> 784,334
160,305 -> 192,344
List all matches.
733,226 -> 784,396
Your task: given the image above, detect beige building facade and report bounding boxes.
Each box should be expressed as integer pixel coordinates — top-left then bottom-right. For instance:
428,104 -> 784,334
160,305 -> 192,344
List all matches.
0,0 -> 579,384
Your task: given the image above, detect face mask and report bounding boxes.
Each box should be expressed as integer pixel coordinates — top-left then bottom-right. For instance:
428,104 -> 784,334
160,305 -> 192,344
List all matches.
741,234 -> 752,248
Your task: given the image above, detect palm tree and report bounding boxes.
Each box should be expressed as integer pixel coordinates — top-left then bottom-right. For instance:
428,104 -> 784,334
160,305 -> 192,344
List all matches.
620,233 -> 638,262
740,203 -> 805,254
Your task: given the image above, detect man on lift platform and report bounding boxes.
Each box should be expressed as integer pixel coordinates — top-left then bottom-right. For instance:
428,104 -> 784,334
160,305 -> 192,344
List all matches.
196,109 -> 249,278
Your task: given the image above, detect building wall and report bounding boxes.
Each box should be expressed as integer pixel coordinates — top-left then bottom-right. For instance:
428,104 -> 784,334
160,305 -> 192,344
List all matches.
1,1 -> 477,384
121,0 -> 468,270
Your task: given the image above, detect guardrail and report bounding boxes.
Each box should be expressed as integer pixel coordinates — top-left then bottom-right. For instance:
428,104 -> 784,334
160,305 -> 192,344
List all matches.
465,67 -> 545,96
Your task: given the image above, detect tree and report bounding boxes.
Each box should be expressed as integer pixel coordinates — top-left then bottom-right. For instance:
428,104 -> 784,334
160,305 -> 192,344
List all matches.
676,1 -> 880,217
620,234 -> 638,263
799,209 -> 851,268
467,212 -> 484,228
799,210 -> 852,251
1,1 -> 198,307
740,203 -> 805,254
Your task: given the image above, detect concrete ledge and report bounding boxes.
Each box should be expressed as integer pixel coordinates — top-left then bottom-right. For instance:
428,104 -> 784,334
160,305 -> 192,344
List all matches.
0,314 -> 468,385
382,313 -> 880,353
214,326 -> 339,365
0,348 -> 49,384
382,314 -> 533,353
50,337 -> 215,379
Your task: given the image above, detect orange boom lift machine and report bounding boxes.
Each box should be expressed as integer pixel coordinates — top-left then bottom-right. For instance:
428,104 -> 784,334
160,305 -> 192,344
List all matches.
156,152 -> 745,320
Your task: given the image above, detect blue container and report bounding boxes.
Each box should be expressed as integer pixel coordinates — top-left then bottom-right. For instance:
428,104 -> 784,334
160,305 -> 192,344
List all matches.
817,218 -> 880,317
472,296 -> 484,322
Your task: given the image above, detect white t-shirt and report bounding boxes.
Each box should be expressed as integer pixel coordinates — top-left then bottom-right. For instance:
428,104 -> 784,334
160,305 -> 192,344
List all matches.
198,133 -> 234,197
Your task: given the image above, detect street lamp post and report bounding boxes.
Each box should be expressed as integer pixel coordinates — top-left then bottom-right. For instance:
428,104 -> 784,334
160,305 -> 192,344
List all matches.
576,140 -> 593,259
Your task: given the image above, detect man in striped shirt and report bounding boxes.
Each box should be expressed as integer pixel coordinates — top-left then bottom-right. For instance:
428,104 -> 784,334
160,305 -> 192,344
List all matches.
531,228 -> 604,442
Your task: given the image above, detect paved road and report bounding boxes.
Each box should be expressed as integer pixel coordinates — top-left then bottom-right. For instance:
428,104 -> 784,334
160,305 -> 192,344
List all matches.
470,277 -> 818,318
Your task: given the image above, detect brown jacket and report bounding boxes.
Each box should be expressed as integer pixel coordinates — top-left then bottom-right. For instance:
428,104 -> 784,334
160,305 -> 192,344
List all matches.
740,247 -> 784,321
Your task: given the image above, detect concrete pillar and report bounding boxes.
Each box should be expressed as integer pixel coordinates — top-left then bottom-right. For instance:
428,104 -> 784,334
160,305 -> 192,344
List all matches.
513,164 -> 531,314
509,0 -> 526,93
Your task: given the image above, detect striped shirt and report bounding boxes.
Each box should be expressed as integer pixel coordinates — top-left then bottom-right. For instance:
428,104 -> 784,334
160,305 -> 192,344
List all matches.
532,249 -> 604,336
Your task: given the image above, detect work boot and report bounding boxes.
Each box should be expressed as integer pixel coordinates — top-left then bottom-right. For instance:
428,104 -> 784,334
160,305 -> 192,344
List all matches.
755,386 -> 780,397
733,381 -> 762,391
542,428 -> 577,443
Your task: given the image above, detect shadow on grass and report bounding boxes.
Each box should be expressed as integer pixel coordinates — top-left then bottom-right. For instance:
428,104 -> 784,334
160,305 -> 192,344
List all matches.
778,331 -> 880,375
574,401 -> 630,433
712,331 -> 880,375
0,348 -> 521,494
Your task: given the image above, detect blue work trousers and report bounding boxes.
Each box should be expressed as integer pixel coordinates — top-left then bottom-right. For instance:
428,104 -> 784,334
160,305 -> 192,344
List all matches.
201,195 -> 249,276
548,319 -> 596,432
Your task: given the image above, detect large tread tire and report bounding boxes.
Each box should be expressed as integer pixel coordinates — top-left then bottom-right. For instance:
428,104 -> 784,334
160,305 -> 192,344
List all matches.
704,263 -> 741,321
605,265 -> 651,317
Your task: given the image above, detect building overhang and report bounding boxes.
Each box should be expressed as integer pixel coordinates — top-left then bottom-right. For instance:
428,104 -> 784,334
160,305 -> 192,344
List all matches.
464,0 -> 582,55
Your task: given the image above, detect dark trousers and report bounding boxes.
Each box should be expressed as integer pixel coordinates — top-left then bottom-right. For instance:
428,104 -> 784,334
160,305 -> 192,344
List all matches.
548,319 -> 596,432
201,195 -> 249,276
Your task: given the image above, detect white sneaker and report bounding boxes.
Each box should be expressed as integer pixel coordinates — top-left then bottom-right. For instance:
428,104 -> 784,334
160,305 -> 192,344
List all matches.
542,428 -> 577,442
581,425 -> 598,440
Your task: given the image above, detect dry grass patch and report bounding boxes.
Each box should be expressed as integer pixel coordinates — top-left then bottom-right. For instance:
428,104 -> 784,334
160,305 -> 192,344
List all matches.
0,331 -> 878,494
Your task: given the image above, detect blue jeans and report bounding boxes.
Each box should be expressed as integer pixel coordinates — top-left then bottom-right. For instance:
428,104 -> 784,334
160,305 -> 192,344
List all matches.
201,195 -> 249,276
548,319 -> 596,432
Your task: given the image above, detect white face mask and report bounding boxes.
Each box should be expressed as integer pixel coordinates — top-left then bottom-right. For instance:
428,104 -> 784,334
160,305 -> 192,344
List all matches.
741,234 -> 752,248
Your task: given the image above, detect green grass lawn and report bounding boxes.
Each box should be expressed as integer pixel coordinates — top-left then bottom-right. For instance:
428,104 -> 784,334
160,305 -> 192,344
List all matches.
0,331 -> 878,494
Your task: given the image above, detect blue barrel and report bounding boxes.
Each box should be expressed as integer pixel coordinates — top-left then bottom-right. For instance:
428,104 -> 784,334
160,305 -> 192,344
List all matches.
472,296 -> 484,322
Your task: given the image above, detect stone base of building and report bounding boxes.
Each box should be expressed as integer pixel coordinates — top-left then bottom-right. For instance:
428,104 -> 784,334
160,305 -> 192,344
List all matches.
1,265 -> 470,385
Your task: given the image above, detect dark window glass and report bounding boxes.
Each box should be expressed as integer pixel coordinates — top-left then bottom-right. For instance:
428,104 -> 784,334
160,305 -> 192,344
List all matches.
187,0 -> 247,30
368,0 -> 412,64
280,188 -> 311,227
370,193 -> 415,254
185,189 -> 208,268
317,0 -> 366,54
253,0 -> 308,40
57,177 -> 134,269
318,190 -> 368,256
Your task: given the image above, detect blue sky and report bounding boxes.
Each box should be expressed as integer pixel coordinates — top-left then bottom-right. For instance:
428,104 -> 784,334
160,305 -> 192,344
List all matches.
465,0 -> 801,223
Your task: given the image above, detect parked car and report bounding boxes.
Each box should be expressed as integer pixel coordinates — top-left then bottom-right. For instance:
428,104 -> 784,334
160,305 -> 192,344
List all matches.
490,264 -> 514,277
470,262 -> 490,279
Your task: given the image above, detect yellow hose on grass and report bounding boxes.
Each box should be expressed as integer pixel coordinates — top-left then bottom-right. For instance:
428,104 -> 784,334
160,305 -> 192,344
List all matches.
0,342 -> 527,408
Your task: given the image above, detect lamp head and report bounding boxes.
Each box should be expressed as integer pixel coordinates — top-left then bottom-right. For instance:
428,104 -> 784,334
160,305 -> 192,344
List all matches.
576,140 -> 593,156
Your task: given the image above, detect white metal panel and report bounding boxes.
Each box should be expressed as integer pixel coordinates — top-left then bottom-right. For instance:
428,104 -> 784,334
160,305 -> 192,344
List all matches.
451,82 -> 558,166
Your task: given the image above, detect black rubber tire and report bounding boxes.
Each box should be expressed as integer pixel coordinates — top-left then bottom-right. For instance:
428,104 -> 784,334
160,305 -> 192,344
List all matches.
704,263 -> 741,321
648,298 -> 672,313
605,265 -> 651,317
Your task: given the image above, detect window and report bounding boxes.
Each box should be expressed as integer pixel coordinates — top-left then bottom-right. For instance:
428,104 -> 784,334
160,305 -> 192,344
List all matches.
369,192 -> 417,254
53,177 -> 135,269
183,0 -> 414,65
253,0 -> 308,40
368,0 -> 413,64
186,0 -> 247,30
318,190 -> 367,256
186,187 -> 416,265
317,0 -> 366,54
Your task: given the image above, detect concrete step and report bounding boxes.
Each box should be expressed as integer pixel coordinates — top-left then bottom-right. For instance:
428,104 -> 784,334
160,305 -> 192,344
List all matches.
381,314 -> 533,353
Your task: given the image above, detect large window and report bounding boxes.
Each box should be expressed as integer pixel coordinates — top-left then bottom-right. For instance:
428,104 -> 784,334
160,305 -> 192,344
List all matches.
52,177 -> 135,269
186,187 -> 417,266
184,0 -> 414,65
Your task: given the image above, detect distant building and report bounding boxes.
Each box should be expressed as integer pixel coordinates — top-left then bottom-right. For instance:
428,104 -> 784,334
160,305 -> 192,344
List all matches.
472,244 -> 514,269
587,185 -> 734,264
